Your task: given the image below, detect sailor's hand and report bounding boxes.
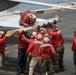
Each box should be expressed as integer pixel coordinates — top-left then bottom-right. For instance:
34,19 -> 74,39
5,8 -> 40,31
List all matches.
6,31 -> 10,34
24,24 -> 28,27
53,20 -> 57,24
22,30 -> 27,34
47,22 -> 53,28
43,23 -> 47,28
17,30 -> 22,34
5,31 -> 12,38
26,52 -> 31,57
37,25 -> 40,30
32,27 -> 35,30
18,30 -> 27,34
53,52 -> 56,60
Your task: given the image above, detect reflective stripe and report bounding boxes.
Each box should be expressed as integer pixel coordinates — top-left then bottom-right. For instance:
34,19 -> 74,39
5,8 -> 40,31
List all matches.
41,44 -> 51,47
34,40 -> 43,44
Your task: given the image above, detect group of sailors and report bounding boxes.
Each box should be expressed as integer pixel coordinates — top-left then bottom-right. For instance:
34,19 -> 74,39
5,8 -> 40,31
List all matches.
0,10 -> 76,75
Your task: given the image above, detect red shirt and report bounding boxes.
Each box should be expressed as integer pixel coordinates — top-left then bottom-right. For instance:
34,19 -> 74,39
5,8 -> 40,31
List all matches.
71,37 -> 76,51
18,34 -> 29,50
21,10 -> 36,26
22,10 -> 33,18
0,36 -> 6,53
47,27 -> 64,48
22,16 -> 35,26
22,34 -> 43,56
26,40 -> 43,56
39,44 -> 56,59
22,34 -> 33,44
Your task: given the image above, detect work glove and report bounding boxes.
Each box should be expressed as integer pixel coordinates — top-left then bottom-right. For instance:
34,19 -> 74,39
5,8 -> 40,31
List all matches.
5,31 -> 12,38
17,30 -> 22,34
53,52 -> 56,60
24,24 -> 28,27
53,20 -> 57,24
26,52 -> 31,57
47,22 -> 53,28
37,25 -> 40,31
18,30 -> 27,34
42,23 -> 47,28
22,30 -> 27,34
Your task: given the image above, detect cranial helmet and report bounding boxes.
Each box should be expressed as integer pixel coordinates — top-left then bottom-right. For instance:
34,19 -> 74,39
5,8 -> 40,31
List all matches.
0,31 -> 5,38
73,29 -> 76,34
36,33 -> 43,41
43,36 -> 50,43
0,31 -> 4,35
52,25 -> 59,31
31,30 -> 38,39
28,14 -> 36,22
39,27 -> 46,34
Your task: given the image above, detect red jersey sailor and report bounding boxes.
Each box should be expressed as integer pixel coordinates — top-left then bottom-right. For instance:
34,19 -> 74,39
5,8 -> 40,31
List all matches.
71,29 -> 76,74
47,25 -> 65,72
19,10 -> 36,27
26,33 -> 43,75
0,31 -> 12,67
39,35 -> 56,75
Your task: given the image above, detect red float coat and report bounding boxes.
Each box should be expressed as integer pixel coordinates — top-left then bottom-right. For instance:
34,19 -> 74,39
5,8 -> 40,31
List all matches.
39,43 -> 56,59
47,27 -> 64,48
21,10 -> 35,26
22,34 -> 33,44
18,33 -> 29,50
71,37 -> 76,51
0,36 -> 6,53
22,10 -> 33,18
22,34 -> 43,56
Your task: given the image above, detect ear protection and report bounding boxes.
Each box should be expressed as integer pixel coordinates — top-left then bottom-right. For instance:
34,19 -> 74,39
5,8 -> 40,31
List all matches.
31,35 -> 35,39
52,25 -> 59,31
31,31 -> 38,39
73,29 -> 76,36
40,27 -> 46,34
40,30 -> 44,34
55,27 -> 59,31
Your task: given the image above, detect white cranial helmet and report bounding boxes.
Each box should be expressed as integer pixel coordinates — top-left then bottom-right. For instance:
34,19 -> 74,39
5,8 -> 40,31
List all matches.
0,31 -> 4,35
43,36 -> 50,43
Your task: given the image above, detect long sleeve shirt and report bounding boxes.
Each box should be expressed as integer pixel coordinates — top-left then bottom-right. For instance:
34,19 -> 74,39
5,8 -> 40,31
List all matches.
18,34 -> 29,50
21,10 -> 35,26
22,34 -> 33,44
47,27 -> 64,48
39,43 -> 56,59
26,40 -> 43,56
0,36 -> 6,53
22,34 -> 44,56
71,37 -> 76,51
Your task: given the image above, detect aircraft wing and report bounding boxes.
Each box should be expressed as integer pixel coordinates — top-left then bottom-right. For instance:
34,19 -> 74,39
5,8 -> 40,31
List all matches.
9,0 -> 76,10
0,12 -> 62,33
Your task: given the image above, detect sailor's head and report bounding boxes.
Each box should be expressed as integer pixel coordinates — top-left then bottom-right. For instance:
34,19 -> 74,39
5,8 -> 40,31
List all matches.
36,33 -> 43,41
28,14 -> 36,22
73,29 -> 76,36
0,31 -> 4,38
39,27 -> 46,35
52,25 -> 59,31
43,35 -> 50,43
31,30 -> 38,39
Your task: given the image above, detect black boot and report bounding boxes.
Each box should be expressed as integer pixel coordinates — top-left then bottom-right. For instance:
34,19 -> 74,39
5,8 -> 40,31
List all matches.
21,70 -> 28,74
16,71 -> 21,75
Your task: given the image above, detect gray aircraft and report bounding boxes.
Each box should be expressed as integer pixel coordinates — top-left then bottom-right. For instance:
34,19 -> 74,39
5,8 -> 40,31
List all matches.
1,0 -> 76,11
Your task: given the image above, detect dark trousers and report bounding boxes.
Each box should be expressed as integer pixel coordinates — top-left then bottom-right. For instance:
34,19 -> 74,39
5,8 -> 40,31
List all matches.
41,58 -> 54,75
53,46 -> 64,71
17,49 -> 27,73
73,51 -> 76,70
